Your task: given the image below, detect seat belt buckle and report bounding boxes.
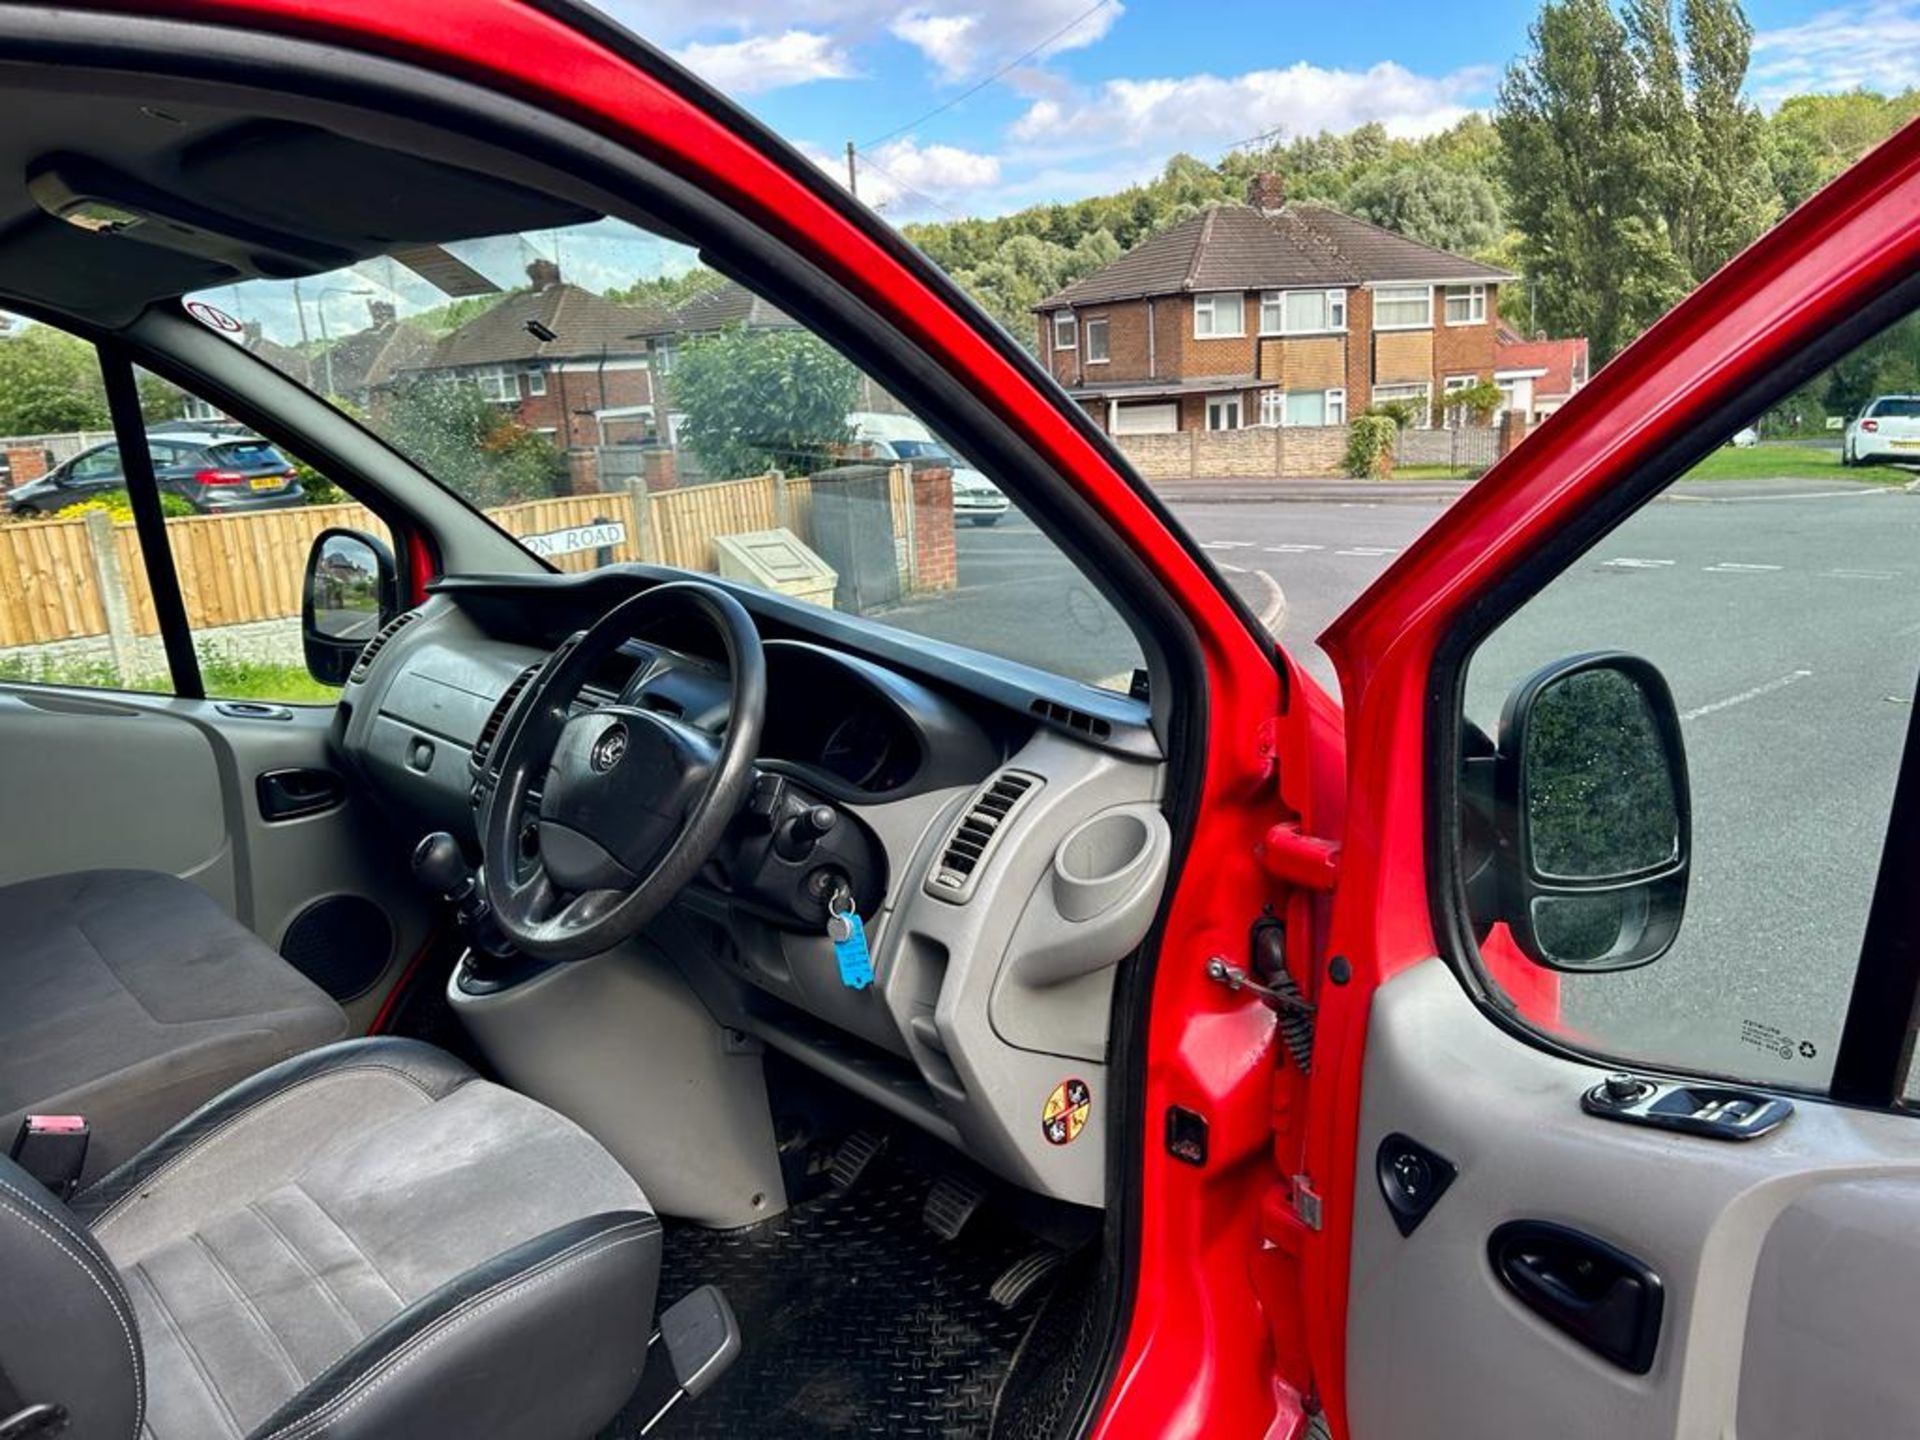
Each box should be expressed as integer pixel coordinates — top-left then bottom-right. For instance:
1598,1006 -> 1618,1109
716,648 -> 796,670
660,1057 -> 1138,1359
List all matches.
9,1116 -> 88,1200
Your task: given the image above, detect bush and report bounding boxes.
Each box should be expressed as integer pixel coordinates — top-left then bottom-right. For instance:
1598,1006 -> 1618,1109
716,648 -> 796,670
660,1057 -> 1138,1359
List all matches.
47,490 -> 193,522
1345,414 -> 1399,478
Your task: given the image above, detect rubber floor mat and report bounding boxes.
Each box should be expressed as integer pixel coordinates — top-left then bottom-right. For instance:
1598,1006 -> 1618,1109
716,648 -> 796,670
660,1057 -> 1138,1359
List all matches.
603,1148 -> 1063,1438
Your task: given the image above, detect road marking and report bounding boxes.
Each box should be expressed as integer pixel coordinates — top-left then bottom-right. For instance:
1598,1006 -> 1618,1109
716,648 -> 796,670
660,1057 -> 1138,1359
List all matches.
1335,546 -> 1398,557
1264,543 -> 1325,553
1680,669 -> 1813,722
1668,488 -> 1897,503
1704,562 -> 1784,573
1202,540 -> 1257,550
1602,557 -> 1676,569
1827,569 -> 1897,580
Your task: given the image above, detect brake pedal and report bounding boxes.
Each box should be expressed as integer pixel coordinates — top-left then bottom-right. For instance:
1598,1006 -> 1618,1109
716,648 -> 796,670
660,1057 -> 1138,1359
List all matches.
827,1129 -> 887,1192
922,1172 -> 987,1240
989,1246 -> 1063,1309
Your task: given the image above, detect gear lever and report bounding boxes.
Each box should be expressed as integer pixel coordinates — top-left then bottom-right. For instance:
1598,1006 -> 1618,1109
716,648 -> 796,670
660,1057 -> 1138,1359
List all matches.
413,831 -> 514,962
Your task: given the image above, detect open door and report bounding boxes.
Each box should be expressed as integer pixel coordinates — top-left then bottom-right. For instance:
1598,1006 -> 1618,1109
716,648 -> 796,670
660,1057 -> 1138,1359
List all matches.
1308,122 -> 1920,1437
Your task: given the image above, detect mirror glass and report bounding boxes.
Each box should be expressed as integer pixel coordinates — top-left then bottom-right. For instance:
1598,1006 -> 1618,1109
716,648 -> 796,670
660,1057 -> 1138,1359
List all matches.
1529,890 -> 1649,968
309,533 -> 384,642
1523,667 -> 1679,881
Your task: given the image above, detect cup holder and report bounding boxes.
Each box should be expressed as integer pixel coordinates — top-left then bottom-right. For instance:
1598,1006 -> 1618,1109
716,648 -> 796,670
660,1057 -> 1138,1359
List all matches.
1053,809 -> 1157,922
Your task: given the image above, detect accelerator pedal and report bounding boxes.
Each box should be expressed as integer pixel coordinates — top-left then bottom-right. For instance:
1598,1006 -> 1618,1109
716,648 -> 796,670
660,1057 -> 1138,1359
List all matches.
827,1129 -> 888,1193
990,1245 -> 1064,1309
922,1171 -> 988,1241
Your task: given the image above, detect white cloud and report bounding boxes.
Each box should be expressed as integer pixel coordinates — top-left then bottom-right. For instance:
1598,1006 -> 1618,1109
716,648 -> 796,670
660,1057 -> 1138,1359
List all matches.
888,0 -> 1119,82
1751,2 -> 1920,108
801,137 -> 1003,216
672,29 -> 857,93
1010,60 -> 1491,151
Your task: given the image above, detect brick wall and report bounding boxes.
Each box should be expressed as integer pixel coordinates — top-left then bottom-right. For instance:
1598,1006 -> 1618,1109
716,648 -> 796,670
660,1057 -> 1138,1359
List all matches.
1084,300 -> 1154,382
1345,288 -> 1375,403
1277,336 -> 1346,391
909,465 -> 957,592
531,364 -> 654,448
1374,329 -> 1434,384
1278,426 -> 1348,477
4,446 -> 48,490
1432,285 -> 1499,391
1193,427 -> 1282,477
1115,433 -> 1196,480
1174,294 -> 1258,377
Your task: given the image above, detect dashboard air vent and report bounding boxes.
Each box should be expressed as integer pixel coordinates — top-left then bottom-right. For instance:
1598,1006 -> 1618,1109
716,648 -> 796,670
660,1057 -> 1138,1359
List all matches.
471,665 -> 539,770
348,608 -> 420,683
1029,698 -> 1112,741
924,769 -> 1042,904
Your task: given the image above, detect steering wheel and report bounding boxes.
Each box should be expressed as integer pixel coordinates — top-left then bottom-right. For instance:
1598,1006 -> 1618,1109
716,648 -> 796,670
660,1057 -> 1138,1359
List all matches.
480,580 -> 766,961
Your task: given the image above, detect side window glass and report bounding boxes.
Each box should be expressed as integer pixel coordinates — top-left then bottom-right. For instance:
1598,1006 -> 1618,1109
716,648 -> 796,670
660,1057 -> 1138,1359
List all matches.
0,338 -> 160,691
135,373 -> 392,704
1455,312 -> 1920,1094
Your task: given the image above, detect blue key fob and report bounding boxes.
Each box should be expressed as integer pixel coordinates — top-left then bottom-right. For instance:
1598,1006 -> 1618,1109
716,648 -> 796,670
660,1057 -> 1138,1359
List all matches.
829,898 -> 873,990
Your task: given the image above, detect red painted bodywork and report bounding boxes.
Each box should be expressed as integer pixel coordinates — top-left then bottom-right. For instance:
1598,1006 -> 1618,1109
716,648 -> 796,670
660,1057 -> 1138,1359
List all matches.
70,4 -> 1920,1436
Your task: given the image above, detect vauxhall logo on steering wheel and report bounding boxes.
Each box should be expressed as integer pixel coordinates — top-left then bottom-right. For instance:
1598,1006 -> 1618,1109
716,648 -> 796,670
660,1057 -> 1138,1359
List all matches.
590,721 -> 629,773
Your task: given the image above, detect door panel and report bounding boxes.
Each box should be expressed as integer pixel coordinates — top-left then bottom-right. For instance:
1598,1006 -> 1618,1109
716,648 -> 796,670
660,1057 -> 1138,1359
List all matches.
1349,959 -> 1920,1440
0,682 -> 428,1027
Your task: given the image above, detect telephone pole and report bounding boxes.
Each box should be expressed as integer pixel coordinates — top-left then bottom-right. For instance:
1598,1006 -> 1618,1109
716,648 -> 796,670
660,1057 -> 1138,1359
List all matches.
845,140 -> 858,201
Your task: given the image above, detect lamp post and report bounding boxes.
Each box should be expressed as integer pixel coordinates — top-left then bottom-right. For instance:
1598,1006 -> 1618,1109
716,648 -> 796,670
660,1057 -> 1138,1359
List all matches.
311,288 -> 374,401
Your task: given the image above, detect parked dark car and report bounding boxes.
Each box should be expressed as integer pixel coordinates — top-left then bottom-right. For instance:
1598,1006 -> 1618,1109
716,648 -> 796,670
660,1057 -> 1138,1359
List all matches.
5,431 -> 304,514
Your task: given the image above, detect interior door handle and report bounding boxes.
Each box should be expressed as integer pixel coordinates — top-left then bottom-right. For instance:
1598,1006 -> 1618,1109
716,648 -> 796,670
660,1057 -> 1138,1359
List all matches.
257,768 -> 345,822
1489,1220 -> 1663,1374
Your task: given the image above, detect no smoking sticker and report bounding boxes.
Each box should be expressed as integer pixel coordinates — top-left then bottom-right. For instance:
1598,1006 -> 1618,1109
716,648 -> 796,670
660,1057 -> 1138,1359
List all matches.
1042,1077 -> 1091,1146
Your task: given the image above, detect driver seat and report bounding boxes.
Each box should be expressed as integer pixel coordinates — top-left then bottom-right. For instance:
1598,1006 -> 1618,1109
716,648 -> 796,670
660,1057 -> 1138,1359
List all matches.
0,1038 -> 660,1440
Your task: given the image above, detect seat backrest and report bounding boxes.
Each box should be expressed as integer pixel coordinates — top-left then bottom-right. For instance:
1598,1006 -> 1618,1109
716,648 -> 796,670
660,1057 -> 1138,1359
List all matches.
0,1155 -> 142,1439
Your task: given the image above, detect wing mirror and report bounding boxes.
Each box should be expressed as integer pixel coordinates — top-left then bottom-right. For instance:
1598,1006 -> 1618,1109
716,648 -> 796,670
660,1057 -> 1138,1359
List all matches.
1489,652 -> 1691,972
303,527 -> 397,685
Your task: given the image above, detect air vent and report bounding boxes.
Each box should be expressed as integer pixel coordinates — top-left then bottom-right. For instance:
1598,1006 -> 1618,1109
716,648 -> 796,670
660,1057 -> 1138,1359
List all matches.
924,769 -> 1042,904
471,665 -> 538,770
1029,698 -> 1113,741
347,608 -> 420,683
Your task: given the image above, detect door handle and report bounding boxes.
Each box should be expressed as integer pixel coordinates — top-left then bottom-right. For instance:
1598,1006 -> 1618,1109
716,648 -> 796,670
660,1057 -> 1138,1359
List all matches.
1489,1220 -> 1663,1374
256,768 -> 345,822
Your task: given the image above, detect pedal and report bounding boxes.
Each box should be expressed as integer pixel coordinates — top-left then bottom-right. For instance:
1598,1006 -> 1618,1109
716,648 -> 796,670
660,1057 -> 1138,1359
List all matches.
922,1172 -> 987,1240
827,1129 -> 887,1193
989,1245 -> 1063,1309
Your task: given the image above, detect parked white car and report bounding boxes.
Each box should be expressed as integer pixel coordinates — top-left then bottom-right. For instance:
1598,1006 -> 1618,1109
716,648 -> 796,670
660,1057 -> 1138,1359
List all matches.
1843,395 -> 1920,465
847,411 -> 1011,526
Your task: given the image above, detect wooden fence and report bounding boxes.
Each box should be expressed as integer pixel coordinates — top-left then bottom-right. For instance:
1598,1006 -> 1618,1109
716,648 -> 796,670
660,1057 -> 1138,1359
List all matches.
0,468 -> 915,648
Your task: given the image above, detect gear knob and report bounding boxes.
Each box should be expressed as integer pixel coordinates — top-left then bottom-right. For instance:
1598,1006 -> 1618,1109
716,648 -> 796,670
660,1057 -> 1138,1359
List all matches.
412,832 -> 471,899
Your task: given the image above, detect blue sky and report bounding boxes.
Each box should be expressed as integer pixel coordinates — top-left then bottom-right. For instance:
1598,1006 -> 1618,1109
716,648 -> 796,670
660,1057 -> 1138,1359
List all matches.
591,0 -> 1920,220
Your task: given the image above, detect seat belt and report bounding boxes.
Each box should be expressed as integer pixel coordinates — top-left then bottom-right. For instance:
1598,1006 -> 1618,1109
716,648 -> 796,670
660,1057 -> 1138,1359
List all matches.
7,1117 -> 88,1201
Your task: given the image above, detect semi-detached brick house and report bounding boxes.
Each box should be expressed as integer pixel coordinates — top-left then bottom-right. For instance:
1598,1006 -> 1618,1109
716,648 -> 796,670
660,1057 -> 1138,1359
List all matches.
406,258 -> 670,448
1034,174 -> 1512,435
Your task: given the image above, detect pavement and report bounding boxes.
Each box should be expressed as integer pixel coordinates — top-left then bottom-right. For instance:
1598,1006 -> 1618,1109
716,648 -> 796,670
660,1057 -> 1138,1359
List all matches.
889,475 -> 1920,1092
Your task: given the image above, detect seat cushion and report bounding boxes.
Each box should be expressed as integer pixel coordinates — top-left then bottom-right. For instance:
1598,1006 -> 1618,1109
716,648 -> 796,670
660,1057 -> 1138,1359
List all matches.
75,1039 -> 659,1440
0,869 -> 349,1180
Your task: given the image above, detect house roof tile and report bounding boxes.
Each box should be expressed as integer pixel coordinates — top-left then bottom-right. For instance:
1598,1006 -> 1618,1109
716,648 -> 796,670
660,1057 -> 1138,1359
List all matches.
1036,200 -> 1511,310
1496,329 -> 1590,398
670,280 -> 795,333
424,281 -> 670,369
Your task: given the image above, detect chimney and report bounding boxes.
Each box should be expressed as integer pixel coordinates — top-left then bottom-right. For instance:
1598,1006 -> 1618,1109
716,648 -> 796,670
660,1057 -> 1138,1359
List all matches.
367,299 -> 396,327
1247,171 -> 1285,212
526,257 -> 562,291
242,320 -> 262,344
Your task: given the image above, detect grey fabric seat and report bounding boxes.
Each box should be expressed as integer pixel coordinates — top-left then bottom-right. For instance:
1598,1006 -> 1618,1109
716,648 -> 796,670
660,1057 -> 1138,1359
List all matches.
0,869 -> 349,1181
0,1037 -> 661,1440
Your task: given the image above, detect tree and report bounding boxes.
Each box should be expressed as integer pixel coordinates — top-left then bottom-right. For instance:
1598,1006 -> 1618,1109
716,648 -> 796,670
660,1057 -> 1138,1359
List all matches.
1345,163 -> 1505,255
670,327 -> 860,480
0,326 -> 110,434
374,378 -> 563,506
1768,90 -> 1920,209
1500,0 -> 1774,364
605,267 -> 730,311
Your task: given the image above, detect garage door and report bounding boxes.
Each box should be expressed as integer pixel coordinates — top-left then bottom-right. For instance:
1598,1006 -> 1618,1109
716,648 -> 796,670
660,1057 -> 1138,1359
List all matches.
1112,402 -> 1178,435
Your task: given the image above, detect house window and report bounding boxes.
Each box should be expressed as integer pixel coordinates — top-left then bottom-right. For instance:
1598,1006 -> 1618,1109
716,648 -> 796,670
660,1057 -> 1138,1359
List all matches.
1373,381 -> 1432,426
1444,284 -> 1488,326
656,344 -> 675,375
1053,311 -> 1077,351
1205,394 -> 1243,430
472,364 -> 519,403
180,394 -> 222,422
1193,292 -> 1245,339
1261,389 -> 1348,427
1259,388 -> 1283,427
1373,285 -> 1433,330
1262,289 -> 1347,335
1085,316 -> 1110,364
524,366 -> 548,397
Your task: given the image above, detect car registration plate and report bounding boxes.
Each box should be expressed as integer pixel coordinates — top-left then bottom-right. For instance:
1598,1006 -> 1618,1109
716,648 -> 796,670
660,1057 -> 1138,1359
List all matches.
249,476 -> 283,491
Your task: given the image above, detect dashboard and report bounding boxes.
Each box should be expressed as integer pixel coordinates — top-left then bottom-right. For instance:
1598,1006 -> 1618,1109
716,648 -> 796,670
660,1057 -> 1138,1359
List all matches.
333,569 -> 1169,1208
